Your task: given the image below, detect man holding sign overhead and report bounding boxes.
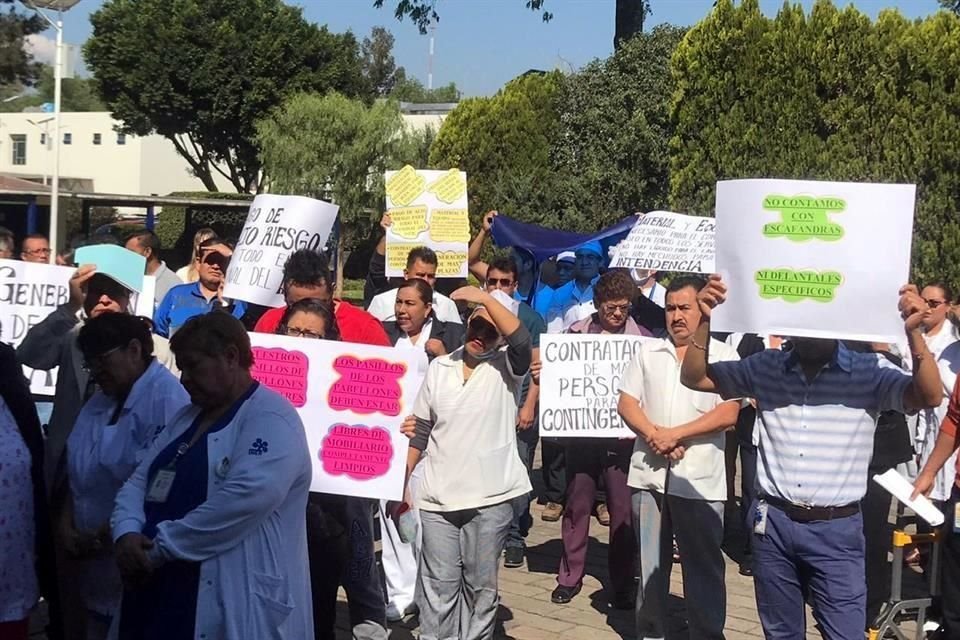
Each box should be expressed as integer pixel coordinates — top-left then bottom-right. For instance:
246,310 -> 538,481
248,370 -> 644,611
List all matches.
681,275 -> 940,639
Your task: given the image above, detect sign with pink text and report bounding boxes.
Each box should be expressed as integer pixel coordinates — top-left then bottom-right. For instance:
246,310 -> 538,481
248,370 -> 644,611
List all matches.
248,332 -> 426,501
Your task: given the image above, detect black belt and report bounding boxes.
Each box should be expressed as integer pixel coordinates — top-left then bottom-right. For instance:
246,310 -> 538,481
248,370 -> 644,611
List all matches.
763,495 -> 860,522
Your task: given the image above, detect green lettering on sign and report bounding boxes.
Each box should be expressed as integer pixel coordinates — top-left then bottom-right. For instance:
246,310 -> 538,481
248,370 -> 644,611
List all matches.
754,269 -> 843,303
761,194 -> 846,242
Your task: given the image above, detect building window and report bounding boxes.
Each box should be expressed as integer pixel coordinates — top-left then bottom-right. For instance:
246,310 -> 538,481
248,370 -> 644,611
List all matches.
93,133 -> 101,145
10,134 -> 26,165
63,132 -> 72,145
116,133 -> 126,145
40,133 -> 46,145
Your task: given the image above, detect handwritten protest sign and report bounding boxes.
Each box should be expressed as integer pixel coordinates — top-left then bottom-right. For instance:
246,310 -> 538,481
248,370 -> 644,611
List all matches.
539,334 -> 650,438
248,333 -> 425,500
384,165 -> 469,278
713,179 -> 916,342
0,259 -> 73,395
610,211 -> 715,273
224,194 -> 339,308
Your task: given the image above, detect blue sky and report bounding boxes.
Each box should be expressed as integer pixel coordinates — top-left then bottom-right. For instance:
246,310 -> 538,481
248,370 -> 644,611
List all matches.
44,0 -> 944,97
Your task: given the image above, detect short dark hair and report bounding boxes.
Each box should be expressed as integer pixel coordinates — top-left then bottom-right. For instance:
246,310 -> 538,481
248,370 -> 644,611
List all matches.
278,298 -> 341,341
487,256 -> 519,281
593,269 -> 636,306
78,312 -> 154,363
170,311 -> 253,369
396,278 -> 434,305
127,229 -> 162,255
406,246 -> 437,269
0,226 -> 13,253
282,249 -> 330,288
22,233 -> 47,243
666,275 -> 707,295
924,281 -> 954,304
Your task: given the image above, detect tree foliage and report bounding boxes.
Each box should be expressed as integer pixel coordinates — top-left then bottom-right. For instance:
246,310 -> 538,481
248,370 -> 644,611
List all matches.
390,77 -> 459,103
0,64 -> 106,112
670,0 -> 960,288
361,26 -> 407,99
85,0 -> 364,194
0,1 -> 44,87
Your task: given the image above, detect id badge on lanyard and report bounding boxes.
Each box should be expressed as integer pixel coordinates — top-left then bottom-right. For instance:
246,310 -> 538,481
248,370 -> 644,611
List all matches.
954,502 -> 960,535
146,442 -> 189,503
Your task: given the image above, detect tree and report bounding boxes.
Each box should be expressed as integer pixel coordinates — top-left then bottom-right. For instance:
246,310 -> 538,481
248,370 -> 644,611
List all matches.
429,71 -> 564,231
390,76 -> 459,102
361,26 -> 407,98
85,0 -> 364,194
0,1 -> 44,86
373,0 -> 651,47
257,93 -> 421,288
940,0 -> 960,14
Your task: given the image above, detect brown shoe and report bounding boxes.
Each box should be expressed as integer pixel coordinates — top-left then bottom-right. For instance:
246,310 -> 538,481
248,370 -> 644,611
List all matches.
596,502 -> 610,526
542,502 -> 563,522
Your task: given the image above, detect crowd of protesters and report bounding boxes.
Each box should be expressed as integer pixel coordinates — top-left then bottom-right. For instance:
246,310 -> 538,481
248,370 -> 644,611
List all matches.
0,211 -> 959,640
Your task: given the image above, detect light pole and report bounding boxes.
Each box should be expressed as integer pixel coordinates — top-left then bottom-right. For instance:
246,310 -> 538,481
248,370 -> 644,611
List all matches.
21,0 -> 80,264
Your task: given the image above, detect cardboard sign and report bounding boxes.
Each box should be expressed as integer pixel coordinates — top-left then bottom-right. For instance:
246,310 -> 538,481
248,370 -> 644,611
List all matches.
713,179 -> 916,342
0,259 -> 74,395
248,333 -> 425,500
224,194 -> 339,308
539,333 -> 650,438
74,245 -> 146,293
384,166 -> 469,278
610,211 -> 715,274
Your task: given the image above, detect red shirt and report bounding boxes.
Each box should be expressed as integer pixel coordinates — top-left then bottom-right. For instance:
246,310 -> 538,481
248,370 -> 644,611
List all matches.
253,300 -> 390,347
939,375 -> 960,488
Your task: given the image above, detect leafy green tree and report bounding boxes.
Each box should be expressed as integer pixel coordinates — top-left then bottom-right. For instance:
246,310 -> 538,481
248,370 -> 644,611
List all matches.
0,65 -> 106,112
361,26 -> 407,99
257,93 -> 422,287
390,77 -> 459,103
85,0 -> 364,193
429,71 -> 564,231
0,1 -> 44,86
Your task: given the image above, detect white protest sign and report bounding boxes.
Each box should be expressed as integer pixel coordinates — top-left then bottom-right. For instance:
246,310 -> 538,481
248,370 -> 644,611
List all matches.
248,333 -> 425,501
133,275 -> 155,318
713,179 -> 916,342
384,165 -> 469,278
539,333 -> 650,438
610,211 -> 715,274
0,259 -> 73,395
224,194 -> 339,307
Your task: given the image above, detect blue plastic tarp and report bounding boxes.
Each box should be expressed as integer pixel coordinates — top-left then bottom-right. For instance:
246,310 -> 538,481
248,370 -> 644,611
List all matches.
488,214 -> 638,263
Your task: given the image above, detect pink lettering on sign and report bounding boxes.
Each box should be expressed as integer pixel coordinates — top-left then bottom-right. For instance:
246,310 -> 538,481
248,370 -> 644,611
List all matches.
328,355 -> 406,416
320,423 -> 394,480
251,347 -> 309,407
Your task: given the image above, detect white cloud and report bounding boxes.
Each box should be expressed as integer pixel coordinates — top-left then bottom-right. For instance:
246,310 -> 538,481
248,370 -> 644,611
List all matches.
25,34 -> 57,65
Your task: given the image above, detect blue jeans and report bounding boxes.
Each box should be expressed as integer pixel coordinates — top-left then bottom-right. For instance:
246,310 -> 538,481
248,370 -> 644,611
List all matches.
753,500 -> 865,639
505,423 -> 537,550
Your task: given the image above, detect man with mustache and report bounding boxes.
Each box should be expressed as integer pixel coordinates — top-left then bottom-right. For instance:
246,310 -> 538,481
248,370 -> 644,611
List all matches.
152,237 -> 246,338
617,275 -> 741,639
681,275 -> 941,639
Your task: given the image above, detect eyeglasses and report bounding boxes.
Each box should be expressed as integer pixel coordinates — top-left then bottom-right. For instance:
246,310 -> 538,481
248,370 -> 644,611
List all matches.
82,345 -> 123,372
600,302 -> 632,315
925,299 -> 948,309
281,325 -> 326,340
23,248 -> 51,256
486,278 -> 515,288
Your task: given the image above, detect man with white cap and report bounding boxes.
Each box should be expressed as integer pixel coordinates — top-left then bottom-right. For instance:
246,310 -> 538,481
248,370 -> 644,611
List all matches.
544,240 -> 605,333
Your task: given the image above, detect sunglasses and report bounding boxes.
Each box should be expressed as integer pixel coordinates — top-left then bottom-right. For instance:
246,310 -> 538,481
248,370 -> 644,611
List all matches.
925,299 -> 947,309
467,316 -> 500,344
201,252 -> 230,268
600,302 -> 631,315
486,277 -> 515,288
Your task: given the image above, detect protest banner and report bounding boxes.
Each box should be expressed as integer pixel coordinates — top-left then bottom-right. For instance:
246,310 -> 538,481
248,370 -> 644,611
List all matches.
610,211 -> 715,274
134,275 -> 156,318
539,333 -> 650,438
713,179 -> 916,342
384,165 -> 469,278
248,333 -> 425,501
224,194 -> 339,308
0,259 -> 73,395
75,244 -> 146,293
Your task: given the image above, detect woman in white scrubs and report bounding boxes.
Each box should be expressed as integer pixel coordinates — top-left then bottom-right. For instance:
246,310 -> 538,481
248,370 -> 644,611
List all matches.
65,313 -> 189,638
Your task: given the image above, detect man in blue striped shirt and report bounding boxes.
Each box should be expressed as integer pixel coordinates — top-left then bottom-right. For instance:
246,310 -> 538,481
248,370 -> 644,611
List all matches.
680,275 -> 941,639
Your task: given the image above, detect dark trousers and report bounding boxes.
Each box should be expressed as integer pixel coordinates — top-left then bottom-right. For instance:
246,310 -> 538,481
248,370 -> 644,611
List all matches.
739,443 -> 758,556
556,440 -> 635,593
541,438 -> 567,504
307,494 -> 387,640
507,425 -> 538,550
753,501 -> 866,639
862,465 -> 895,626
943,487 -> 960,639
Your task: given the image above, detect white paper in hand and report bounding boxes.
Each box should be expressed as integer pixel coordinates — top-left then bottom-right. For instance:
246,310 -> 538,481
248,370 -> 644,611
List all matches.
872,468 -> 945,526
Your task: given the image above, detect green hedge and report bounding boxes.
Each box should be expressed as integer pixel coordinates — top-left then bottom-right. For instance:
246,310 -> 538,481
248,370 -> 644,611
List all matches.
154,191 -> 253,269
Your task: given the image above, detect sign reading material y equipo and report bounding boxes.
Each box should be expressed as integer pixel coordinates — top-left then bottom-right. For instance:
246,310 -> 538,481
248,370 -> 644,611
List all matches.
224,194 -> 339,308
384,165 -> 469,278
610,211 -> 716,273
248,333 -> 424,501
713,178 -> 916,342
0,259 -> 73,395
539,334 -> 650,438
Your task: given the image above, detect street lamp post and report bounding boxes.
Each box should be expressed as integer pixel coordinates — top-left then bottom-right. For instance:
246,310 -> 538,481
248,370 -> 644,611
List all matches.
22,0 -> 80,264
